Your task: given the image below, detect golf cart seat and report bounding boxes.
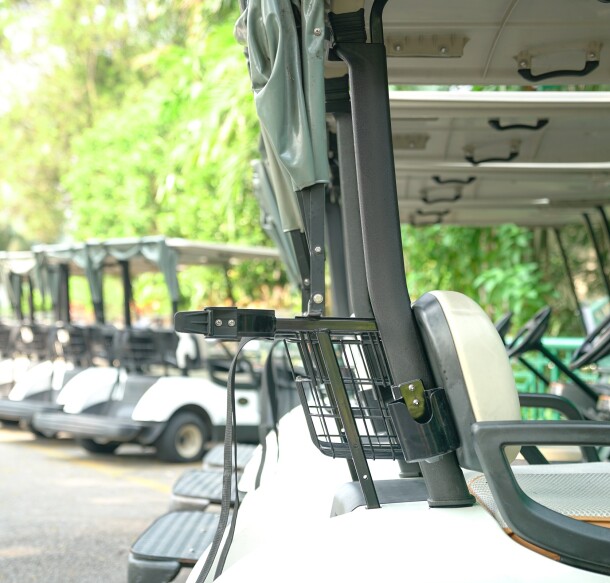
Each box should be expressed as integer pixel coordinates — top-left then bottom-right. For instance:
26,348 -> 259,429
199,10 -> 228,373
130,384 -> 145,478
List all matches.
54,323 -> 92,368
414,291 -> 610,573
14,323 -> 55,361
0,322 -> 18,359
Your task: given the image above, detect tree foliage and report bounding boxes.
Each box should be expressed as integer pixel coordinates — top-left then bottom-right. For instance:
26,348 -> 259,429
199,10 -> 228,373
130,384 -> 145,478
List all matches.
0,2 -> 605,331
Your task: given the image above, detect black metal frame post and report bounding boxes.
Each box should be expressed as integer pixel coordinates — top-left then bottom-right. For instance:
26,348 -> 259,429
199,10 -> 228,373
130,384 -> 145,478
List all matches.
317,330 -> 379,508
519,356 -> 550,386
599,206 -> 610,251
553,228 -> 587,333
59,263 -> 71,323
26,275 -> 35,323
119,259 -> 132,328
329,76 -> 374,319
583,213 -> 610,298
325,196 -> 350,317
299,184 -> 326,317
535,342 -> 600,401
332,3 -> 472,507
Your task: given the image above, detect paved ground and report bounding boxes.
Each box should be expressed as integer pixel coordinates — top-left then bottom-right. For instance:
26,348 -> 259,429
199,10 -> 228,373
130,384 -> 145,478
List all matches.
0,423 -> 203,583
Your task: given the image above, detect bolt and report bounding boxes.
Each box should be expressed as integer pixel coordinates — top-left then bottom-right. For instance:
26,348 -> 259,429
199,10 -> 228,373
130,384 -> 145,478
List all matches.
214,319 -> 222,326
314,246 -> 322,254
412,398 -> 420,406
303,278 -> 310,287
189,548 -> 195,553
519,60 -> 528,68
394,44 -> 402,52
440,46 -> 448,55
313,293 -> 324,304
408,384 -> 415,392
295,376 -> 303,382
363,474 -> 368,480
588,52 -> 596,60
228,319 -> 236,327
313,27 -> 322,36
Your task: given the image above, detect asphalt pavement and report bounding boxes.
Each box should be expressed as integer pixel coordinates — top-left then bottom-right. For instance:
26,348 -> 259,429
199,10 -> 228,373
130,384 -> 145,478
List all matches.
0,423 -> 202,583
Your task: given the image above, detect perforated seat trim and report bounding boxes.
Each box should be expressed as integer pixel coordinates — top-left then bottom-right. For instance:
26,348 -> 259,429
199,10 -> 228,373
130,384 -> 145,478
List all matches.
467,465 -> 610,529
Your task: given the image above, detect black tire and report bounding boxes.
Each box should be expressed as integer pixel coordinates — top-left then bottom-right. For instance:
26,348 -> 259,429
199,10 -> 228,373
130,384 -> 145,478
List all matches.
78,438 -> 121,455
155,412 -> 209,463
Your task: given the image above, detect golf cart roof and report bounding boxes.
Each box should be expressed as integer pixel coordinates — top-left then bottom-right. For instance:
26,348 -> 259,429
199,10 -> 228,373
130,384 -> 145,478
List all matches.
387,91 -> 610,227
0,251 -> 37,276
32,237 -> 279,276
359,0 -> 610,86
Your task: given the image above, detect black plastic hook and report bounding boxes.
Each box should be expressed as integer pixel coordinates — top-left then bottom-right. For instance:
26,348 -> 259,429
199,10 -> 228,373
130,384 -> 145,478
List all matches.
411,209 -> 449,226
465,142 -> 520,166
518,59 -> 599,83
421,188 -> 462,205
432,176 -> 476,186
488,118 -> 549,132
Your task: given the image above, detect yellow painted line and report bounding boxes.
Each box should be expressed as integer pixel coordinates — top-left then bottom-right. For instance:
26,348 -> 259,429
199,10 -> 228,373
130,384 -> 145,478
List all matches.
124,476 -> 172,494
26,442 -> 173,493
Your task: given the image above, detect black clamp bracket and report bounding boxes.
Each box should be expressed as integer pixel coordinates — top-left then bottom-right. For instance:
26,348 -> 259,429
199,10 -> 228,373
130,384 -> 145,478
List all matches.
174,308 -> 276,340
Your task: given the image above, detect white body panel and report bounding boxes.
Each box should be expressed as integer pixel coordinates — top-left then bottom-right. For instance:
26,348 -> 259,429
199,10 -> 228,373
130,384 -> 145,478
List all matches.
188,408 -> 609,583
0,357 -> 32,389
130,376 -> 260,426
8,361 -> 56,400
58,367 -> 120,412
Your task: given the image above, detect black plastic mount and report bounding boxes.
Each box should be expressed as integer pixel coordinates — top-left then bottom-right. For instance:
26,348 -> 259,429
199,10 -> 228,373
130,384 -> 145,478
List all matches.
174,308 -> 276,340
473,421 -> 610,575
388,382 -> 460,463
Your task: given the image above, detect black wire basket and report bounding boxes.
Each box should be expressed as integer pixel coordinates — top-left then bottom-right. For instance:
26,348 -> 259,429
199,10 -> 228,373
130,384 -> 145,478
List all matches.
282,324 -> 404,461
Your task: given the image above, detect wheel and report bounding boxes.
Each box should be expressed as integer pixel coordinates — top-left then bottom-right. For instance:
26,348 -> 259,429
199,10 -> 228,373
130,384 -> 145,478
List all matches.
155,412 -> 209,463
78,438 -> 121,455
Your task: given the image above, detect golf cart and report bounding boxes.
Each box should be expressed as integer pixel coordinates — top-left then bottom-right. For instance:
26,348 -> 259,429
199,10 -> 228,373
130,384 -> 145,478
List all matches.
33,236 -> 279,462
0,250 -> 42,395
162,2 -> 610,582
0,247 -> 96,427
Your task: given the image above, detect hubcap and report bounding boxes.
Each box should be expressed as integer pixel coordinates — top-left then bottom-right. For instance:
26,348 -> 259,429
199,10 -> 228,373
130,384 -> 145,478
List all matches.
175,423 -> 204,459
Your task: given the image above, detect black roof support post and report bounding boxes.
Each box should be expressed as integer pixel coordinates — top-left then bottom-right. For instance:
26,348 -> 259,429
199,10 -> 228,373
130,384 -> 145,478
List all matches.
583,213 -> 610,298
332,1 -> 472,507
119,259 -> 132,328
328,74 -> 420,478
553,228 -> 587,334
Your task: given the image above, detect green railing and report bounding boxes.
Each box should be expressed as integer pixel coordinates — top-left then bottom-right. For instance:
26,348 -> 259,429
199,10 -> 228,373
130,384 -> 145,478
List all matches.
512,337 -> 600,420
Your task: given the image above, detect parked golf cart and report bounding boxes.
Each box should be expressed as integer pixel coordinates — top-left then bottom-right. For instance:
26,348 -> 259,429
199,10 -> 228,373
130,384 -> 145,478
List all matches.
0,247 -> 92,427
33,236 -> 279,461
0,250 -> 42,396
162,2 -> 610,582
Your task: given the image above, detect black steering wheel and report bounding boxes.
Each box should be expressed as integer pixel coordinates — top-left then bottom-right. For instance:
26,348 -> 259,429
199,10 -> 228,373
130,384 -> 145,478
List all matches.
506,307 -> 552,359
570,313 -> 610,370
494,311 -> 513,344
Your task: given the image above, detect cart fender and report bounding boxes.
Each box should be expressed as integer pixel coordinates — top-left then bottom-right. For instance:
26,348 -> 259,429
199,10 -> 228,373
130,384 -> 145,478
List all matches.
58,367 -> 120,413
130,376 -> 260,427
8,361 -> 55,400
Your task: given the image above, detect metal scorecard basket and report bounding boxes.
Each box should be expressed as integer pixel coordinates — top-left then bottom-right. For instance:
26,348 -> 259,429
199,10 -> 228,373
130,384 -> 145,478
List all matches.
175,307 -> 459,508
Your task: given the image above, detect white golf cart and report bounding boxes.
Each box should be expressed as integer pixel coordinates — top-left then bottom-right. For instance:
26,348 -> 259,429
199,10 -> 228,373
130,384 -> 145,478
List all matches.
163,2 -> 610,583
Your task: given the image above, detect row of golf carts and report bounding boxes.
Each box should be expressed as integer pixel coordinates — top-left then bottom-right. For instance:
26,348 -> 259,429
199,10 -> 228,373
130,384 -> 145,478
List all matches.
0,237 -> 279,461
128,2 -> 610,583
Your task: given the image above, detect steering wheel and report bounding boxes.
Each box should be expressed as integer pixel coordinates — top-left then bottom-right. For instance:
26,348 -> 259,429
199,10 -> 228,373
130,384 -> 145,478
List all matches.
570,313 -> 610,370
506,306 -> 552,359
494,311 -> 513,344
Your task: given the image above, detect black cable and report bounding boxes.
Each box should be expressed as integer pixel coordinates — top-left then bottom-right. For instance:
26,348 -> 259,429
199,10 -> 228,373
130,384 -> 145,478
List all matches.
195,337 -> 250,583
